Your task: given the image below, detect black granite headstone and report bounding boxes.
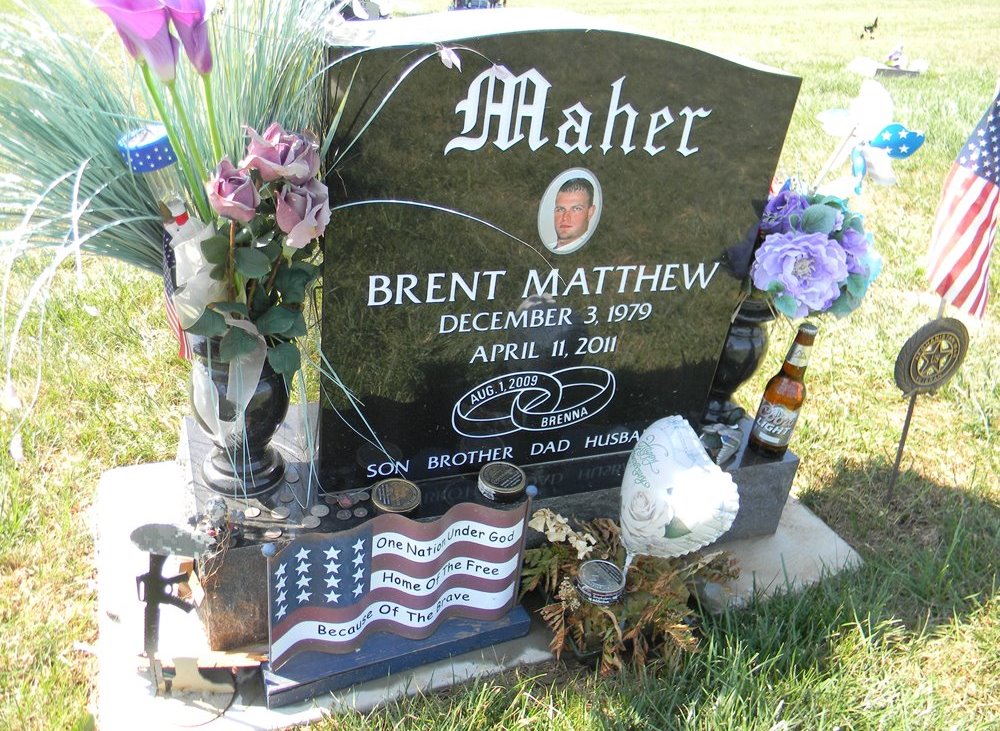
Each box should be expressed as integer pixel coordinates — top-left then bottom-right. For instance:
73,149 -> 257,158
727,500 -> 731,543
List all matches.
319,13 -> 800,510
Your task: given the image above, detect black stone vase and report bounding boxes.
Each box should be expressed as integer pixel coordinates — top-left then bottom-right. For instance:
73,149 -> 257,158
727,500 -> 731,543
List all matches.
189,336 -> 289,497
703,298 -> 775,425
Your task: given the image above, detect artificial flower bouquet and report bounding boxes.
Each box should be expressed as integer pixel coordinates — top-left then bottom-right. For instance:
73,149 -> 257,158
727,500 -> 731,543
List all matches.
749,182 -> 882,319
189,124 -> 328,376
88,0 -> 332,379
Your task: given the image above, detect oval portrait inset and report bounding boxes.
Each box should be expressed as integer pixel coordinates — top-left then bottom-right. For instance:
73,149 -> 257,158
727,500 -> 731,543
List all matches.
537,168 -> 602,255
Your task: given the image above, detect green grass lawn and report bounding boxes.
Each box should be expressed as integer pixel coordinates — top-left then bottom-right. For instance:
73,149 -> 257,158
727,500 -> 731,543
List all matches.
1,1 -> 998,729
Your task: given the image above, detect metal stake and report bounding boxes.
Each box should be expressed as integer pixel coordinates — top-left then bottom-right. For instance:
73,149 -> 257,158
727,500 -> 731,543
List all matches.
886,391 -> 918,502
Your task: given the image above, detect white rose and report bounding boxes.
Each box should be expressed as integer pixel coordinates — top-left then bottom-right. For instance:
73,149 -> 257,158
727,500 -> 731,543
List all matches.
621,489 -> 674,544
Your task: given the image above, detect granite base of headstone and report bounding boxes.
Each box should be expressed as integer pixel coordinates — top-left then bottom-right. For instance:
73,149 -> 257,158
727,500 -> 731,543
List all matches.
519,417 -> 797,547
180,409 -> 796,650
96,459 -> 862,727
180,415 -> 321,651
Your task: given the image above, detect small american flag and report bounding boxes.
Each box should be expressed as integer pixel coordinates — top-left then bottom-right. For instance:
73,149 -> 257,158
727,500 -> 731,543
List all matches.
162,231 -> 192,360
926,90 -> 1000,318
267,501 -> 529,670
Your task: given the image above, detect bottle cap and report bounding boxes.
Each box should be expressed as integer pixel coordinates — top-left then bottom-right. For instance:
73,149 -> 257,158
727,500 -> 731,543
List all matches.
371,478 -> 421,514
477,461 -> 526,502
117,124 -> 177,173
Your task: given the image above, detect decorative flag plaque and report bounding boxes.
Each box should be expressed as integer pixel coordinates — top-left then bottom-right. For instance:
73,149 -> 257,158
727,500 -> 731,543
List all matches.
263,500 -> 532,707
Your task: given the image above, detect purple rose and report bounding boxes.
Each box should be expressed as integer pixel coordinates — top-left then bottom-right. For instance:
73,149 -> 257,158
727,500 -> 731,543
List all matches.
751,231 -> 849,317
91,0 -> 178,82
275,180 -> 330,248
208,158 -> 259,223
839,227 -> 870,275
240,124 -> 320,185
163,0 -> 211,74
760,190 -> 810,235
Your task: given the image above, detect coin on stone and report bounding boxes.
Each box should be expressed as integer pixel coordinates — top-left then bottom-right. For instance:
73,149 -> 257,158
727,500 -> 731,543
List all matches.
301,516 -> 321,529
263,528 -> 283,540
371,478 -> 420,514
271,506 -> 291,520
243,506 -> 262,519
353,506 -> 369,519
310,504 -> 330,517
336,509 -> 352,521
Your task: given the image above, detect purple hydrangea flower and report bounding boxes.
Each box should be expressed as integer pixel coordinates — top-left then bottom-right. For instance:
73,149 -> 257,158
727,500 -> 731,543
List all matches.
760,190 -> 810,235
832,210 -> 845,232
751,231 -> 849,317
839,227 -> 870,275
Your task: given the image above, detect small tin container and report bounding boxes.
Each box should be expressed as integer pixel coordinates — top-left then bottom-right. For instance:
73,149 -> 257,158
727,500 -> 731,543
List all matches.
371,478 -> 421,515
477,462 -> 526,503
576,560 -> 626,606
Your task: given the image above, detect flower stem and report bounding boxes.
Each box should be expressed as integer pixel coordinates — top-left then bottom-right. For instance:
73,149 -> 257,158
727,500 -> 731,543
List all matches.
140,64 -> 209,221
265,255 -> 283,295
227,221 -> 237,303
201,72 -> 224,163
165,79 -> 212,220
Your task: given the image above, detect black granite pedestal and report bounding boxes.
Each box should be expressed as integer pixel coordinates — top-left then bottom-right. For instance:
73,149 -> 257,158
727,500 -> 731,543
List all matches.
181,412 -> 797,650
520,417 -> 798,547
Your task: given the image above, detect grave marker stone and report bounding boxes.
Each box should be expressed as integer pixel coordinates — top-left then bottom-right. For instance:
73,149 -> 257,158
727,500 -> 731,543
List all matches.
319,13 -> 800,513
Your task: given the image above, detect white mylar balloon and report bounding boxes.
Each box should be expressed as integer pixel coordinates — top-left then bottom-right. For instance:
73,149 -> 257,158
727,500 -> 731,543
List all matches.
620,416 -> 740,559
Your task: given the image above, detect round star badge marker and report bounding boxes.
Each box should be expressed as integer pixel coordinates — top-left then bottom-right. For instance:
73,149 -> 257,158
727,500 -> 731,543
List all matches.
887,317 -> 970,500
893,318 -> 969,395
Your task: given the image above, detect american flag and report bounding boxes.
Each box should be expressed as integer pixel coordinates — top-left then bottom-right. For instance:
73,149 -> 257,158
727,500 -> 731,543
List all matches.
162,232 -> 192,359
267,501 -> 529,670
926,91 -> 1000,318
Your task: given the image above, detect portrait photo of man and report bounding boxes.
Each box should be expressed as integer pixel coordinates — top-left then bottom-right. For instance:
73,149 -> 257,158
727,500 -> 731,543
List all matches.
538,169 -> 602,255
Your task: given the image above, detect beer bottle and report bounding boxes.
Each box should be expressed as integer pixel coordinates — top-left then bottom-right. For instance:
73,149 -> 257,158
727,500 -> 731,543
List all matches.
748,322 -> 818,457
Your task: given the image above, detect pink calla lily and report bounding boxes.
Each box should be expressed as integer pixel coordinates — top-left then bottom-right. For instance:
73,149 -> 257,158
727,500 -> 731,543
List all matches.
91,0 -> 178,82
160,0 -> 205,24
162,0 -> 212,74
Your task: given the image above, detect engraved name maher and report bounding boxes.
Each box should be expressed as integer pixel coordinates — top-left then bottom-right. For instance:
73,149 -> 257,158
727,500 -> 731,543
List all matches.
444,67 -> 712,157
